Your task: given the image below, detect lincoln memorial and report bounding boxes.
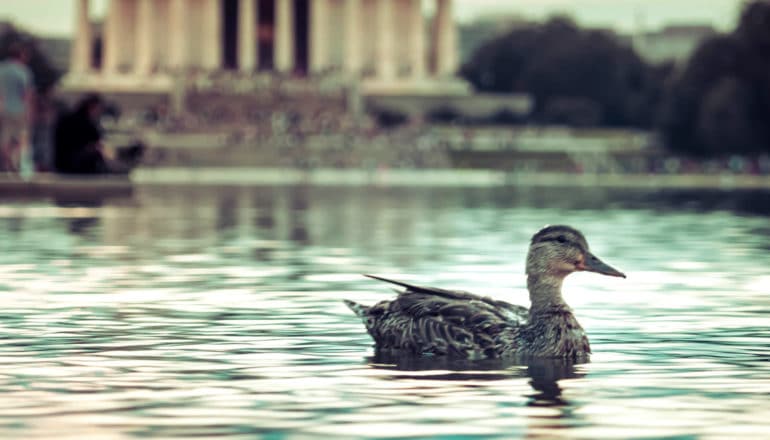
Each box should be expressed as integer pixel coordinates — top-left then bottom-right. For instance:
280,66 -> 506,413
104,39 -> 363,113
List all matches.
65,0 -> 465,94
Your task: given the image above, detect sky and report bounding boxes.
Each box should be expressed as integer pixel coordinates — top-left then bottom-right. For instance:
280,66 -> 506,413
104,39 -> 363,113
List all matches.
0,0 -> 746,38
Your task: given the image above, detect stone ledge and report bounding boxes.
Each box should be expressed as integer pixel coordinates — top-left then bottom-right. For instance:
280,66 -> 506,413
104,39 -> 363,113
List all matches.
0,173 -> 134,199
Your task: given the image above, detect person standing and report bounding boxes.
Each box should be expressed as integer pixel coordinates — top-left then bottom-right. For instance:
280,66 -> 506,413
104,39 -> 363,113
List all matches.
0,42 -> 34,173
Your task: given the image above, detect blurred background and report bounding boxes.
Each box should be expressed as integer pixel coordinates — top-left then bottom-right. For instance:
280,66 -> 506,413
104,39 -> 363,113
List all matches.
0,0 -> 769,175
0,1 -> 769,439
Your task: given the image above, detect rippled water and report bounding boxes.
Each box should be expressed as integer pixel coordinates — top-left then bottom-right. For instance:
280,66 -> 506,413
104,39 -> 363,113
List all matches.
1,184 -> 768,439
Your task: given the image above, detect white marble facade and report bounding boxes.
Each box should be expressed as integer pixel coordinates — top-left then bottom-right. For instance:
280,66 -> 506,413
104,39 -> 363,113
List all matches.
67,0 -> 460,92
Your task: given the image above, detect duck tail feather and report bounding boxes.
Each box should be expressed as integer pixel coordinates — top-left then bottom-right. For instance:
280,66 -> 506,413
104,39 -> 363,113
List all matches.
364,274 -> 424,292
364,274 -> 449,297
343,299 -> 369,318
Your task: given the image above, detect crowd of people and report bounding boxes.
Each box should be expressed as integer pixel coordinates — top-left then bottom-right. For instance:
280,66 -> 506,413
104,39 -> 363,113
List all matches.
166,89 -> 452,169
0,43 -> 143,177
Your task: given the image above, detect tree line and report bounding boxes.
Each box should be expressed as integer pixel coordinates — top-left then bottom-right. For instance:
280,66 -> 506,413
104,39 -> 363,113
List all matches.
460,0 -> 770,156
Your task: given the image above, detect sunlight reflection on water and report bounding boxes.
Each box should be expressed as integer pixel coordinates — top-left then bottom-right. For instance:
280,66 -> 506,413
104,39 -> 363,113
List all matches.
0,185 -> 768,439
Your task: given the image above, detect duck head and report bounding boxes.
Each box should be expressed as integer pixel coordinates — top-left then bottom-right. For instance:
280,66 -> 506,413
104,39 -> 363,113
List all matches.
526,225 -> 626,280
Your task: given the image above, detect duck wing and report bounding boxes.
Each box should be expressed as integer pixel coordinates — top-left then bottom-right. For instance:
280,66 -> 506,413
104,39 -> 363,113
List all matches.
365,274 -> 528,321
355,275 -> 528,358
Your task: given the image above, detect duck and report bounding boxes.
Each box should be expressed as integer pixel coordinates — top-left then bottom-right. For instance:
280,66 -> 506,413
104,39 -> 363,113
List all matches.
344,225 -> 625,360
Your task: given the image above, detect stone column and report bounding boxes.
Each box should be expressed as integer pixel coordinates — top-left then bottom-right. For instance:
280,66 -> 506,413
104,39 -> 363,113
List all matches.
434,0 -> 457,76
375,0 -> 395,80
275,0 -> 295,73
135,0 -> 154,75
239,0 -> 258,72
310,0 -> 329,73
343,0 -> 362,75
410,0 -> 425,78
168,0 -> 188,70
70,0 -> 92,74
204,0 -> 223,70
102,0 -> 120,73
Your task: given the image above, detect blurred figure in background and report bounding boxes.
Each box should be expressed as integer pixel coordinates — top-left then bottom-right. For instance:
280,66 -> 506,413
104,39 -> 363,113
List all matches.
0,42 -> 33,172
54,93 -> 144,175
31,90 -> 56,171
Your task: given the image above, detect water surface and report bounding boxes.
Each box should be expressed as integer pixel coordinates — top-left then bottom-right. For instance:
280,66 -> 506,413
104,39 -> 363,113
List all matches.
0,185 -> 768,439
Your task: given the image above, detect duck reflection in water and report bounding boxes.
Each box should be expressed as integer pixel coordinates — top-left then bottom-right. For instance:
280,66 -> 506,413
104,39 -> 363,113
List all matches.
369,349 -> 583,406
525,358 -> 582,406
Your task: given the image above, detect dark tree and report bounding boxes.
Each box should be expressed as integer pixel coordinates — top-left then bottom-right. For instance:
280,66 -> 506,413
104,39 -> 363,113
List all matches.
659,0 -> 770,156
460,17 -> 665,128
696,77 -> 759,154
0,25 -> 62,93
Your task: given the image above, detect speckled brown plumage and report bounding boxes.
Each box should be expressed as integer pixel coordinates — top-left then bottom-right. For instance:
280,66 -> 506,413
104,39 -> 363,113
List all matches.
345,225 -> 625,360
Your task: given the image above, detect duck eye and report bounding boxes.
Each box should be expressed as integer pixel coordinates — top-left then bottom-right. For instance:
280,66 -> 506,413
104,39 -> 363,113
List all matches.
556,235 -> 567,243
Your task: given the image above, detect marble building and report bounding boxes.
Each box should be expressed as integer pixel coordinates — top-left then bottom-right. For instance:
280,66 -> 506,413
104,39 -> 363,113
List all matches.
65,0 -> 464,94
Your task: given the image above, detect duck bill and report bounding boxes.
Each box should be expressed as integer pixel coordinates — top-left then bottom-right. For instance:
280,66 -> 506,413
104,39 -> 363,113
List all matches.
581,252 -> 626,278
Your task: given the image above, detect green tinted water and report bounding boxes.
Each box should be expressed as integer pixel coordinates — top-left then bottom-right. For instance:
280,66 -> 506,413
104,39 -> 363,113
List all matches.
0,185 -> 768,439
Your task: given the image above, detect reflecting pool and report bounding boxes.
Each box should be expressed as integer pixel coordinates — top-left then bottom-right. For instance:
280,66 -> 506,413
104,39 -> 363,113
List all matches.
0,184 -> 768,439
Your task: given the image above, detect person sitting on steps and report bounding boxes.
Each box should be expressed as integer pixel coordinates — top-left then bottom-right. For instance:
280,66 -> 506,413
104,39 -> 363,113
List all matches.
53,93 -> 144,175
